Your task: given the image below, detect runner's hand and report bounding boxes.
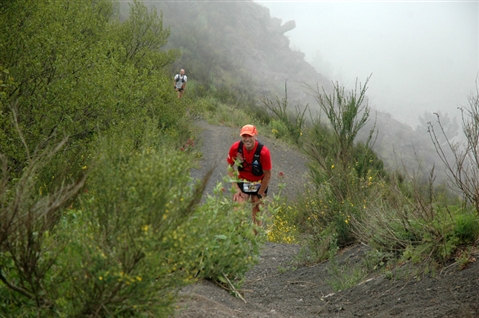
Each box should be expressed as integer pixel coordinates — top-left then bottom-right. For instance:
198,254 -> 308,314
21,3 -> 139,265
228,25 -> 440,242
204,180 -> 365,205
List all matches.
233,191 -> 246,202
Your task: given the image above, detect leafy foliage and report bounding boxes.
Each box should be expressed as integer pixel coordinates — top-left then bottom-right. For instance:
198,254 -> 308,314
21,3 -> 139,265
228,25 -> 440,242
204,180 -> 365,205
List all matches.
0,138 -> 87,315
0,1 -> 277,309
185,183 -> 265,288
0,0 -> 178,180
261,83 -> 308,145
1,122 -> 269,315
2,0 -> 479,312
295,77 -> 383,252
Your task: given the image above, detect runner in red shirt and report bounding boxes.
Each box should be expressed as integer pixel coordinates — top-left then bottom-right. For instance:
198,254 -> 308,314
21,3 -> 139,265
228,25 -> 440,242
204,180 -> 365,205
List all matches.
227,124 -> 272,232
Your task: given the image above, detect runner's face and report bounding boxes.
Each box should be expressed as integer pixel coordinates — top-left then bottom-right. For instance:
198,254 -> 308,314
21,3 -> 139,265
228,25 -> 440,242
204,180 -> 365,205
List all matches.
241,134 -> 256,150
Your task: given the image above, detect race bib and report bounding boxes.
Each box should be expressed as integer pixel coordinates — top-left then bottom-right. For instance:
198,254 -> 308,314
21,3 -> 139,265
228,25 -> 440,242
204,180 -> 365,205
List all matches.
243,182 -> 260,193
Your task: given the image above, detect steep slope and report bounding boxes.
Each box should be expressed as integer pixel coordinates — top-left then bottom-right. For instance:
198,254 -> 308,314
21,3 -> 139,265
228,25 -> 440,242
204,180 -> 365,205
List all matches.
176,121 -> 479,318
155,0 -> 451,180
151,0 -> 331,105
119,0 -> 453,183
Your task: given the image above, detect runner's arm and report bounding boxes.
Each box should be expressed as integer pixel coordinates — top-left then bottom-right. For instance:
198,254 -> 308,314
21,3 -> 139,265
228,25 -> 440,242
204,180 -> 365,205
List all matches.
258,169 -> 271,197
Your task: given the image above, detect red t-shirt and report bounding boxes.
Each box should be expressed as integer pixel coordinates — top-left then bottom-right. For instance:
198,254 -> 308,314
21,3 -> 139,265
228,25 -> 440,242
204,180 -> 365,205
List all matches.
227,140 -> 272,182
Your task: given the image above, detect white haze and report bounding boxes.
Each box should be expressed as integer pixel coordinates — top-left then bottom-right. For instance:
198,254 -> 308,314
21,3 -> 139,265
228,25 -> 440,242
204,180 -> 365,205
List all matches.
255,0 -> 478,127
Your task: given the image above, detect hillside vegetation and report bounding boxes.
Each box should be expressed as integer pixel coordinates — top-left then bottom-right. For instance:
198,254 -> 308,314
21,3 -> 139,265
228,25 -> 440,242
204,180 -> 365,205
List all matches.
1,0 -> 478,316
146,0 -> 458,180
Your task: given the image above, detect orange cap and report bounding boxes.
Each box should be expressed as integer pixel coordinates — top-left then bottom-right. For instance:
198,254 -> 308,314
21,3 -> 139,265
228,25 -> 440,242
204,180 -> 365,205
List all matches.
240,124 -> 257,136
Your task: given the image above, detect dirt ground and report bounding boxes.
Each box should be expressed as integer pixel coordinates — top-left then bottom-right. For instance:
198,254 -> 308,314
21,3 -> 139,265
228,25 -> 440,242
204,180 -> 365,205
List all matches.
178,120 -> 479,318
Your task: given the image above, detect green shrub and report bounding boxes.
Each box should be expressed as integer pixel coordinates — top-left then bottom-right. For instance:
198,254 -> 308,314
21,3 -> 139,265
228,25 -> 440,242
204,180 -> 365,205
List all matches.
0,0 -> 179,181
208,102 -> 253,127
261,84 -> 307,146
270,119 -> 289,139
295,188 -> 359,252
352,174 -> 478,271
295,222 -> 340,264
245,103 -> 273,127
196,96 -> 219,114
293,77 -> 386,261
48,133 -> 205,316
183,183 -> 265,290
0,139 -> 87,317
453,211 -> 479,244
0,111 -> 271,316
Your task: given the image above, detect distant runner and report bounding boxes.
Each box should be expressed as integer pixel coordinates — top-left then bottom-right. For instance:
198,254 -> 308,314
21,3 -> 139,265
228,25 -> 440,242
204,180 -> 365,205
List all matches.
227,124 -> 272,233
174,69 -> 187,98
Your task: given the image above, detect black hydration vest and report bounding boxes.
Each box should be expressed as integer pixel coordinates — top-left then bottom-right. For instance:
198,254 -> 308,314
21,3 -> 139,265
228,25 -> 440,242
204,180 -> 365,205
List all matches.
175,74 -> 186,83
237,141 -> 263,176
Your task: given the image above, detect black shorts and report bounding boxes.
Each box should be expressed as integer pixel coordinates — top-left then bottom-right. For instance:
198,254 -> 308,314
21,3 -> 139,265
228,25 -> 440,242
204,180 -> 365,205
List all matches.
237,182 -> 268,195
178,87 -> 183,92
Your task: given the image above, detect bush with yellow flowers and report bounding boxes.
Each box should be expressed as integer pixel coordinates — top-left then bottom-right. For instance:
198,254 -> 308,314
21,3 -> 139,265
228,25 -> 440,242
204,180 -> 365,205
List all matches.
267,202 -> 298,244
0,122 -> 274,317
43,133 -> 205,317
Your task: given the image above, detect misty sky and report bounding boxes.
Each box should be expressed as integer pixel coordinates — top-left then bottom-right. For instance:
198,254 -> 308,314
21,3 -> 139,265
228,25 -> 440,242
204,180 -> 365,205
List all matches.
255,0 -> 478,127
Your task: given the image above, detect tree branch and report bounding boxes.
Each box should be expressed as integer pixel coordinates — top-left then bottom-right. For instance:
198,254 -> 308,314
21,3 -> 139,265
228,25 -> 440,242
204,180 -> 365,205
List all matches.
0,269 -> 34,299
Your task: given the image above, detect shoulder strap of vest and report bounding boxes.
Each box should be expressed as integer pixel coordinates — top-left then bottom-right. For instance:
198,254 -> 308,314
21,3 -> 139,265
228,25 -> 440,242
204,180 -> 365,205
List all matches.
254,142 -> 263,159
238,141 -> 262,157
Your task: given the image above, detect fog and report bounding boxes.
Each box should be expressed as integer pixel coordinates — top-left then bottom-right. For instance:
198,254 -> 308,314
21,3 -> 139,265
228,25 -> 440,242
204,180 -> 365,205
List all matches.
255,1 -> 478,127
